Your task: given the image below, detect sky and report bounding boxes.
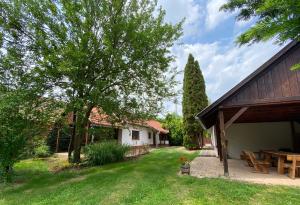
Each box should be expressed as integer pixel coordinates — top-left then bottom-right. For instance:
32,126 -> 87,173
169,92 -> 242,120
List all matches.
158,0 -> 285,115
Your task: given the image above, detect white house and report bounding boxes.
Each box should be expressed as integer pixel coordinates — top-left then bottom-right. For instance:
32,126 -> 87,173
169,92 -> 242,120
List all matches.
88,108 -> 169,147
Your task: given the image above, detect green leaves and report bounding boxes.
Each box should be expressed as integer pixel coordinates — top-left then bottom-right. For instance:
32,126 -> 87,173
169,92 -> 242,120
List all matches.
182,54 -> 208,149
163,114 -> 184,146
1,0 -> 182,116
221,0 -> 300,45
0,0 -> 182,163
290,63 -> 300,71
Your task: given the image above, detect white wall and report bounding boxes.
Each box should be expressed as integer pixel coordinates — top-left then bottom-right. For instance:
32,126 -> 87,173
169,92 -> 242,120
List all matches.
121,125 -> 154,146
155,132 -> 160,146
226,122 -> 293,159
210,126 -> 218,156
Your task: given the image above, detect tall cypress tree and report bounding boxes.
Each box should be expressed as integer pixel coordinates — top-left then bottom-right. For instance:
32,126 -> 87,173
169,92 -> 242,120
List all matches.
182,54 -> 208,149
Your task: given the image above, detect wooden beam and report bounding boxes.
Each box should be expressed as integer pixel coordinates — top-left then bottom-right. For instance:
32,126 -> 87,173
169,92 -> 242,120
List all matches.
225,107 -> 248,130
218,110 -> 229,177
215,121 -> 222,161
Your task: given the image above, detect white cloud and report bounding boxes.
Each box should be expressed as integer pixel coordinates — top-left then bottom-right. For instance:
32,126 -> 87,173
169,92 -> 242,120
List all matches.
205,0 -> 232,30
158,0 -> 204,38
158,1 -> 285,115
168,40 -> 284,115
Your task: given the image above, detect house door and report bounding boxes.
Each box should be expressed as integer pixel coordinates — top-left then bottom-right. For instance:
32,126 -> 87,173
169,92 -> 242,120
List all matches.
153,132 -> 156,145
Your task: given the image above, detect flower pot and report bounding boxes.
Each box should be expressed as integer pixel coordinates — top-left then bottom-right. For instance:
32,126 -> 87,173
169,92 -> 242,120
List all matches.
181,164 -> 190,175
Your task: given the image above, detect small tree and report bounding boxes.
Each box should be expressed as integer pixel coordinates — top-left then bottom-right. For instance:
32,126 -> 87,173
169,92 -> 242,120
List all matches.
182,54 -> 208,149
0,90 -> 59,182
163,113 -> 184,146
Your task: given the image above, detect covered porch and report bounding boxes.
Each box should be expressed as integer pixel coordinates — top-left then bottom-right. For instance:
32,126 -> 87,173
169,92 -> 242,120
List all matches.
197,41 -> 300,178
207,96 -> 300,178
190,156 -> 300,186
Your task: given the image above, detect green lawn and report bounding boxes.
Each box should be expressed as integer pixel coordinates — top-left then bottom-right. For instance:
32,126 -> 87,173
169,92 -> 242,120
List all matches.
0,147 -> 299,205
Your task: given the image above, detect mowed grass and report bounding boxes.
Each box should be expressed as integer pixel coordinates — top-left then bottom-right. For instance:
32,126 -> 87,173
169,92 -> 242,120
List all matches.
0,147 -> 300,205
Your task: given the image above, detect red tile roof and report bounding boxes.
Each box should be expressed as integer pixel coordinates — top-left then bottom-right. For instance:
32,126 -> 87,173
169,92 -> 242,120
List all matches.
145,120 -> 168,134
89,108 -> 112,127
89,108 -> 168,134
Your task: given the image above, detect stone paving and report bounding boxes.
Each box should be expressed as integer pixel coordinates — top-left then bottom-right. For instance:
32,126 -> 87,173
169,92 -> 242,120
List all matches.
190,156 -> 300,187
198,149 -> 217,157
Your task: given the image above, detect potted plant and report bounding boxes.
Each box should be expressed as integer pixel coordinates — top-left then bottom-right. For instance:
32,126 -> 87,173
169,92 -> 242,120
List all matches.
179,156 -> 190,175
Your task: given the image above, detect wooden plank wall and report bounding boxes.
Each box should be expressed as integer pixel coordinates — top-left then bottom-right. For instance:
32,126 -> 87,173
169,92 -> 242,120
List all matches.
224,44 -> 300,107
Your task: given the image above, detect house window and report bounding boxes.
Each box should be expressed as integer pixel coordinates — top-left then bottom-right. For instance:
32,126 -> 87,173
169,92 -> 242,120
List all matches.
132,130 -> 140,140
148,132 -> 152,139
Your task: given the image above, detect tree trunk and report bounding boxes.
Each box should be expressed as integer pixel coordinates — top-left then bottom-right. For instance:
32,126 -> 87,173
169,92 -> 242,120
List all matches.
197,133 -> 203,149
55,128 -> 60,153
68,112 -> 76,161
85,124 -> 89,145
192,134 -> 200,149
5,166 -> 10,173
72,123 -> 84,163
72,106 -> 93,163
200,132 -> 204,148
5,165 -> 12,182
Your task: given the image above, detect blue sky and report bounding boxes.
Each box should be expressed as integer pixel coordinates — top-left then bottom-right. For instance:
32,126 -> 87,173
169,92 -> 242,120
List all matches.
158,0 -> 285,115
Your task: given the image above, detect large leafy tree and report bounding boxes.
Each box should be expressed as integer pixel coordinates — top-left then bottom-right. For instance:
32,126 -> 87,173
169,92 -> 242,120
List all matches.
220,0 -> 300,70
182,54 -> 208,149
0,0 -> 182,163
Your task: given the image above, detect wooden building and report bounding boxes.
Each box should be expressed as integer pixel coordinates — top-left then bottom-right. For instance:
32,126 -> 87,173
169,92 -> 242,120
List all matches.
197,41 -> 300,176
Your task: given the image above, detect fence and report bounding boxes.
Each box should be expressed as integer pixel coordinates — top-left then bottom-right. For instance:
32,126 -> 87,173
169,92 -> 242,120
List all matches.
126,145 -> 150,157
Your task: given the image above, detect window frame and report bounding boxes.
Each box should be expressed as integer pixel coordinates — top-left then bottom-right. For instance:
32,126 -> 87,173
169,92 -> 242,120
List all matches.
131,130 -> 140,140
148,132 -> 152,139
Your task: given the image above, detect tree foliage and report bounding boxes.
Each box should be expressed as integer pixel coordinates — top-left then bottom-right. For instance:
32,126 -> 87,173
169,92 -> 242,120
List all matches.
0,0 -> 183,162
0,89 -> 59,182
221,0 -> 300,70
163,113 -> 184,146
220,0 -> 300,45
182,54 -> 208,149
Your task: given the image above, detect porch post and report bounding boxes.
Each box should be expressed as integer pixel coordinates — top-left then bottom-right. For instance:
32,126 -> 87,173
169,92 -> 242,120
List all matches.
218,109 -> 229,177
215,121 -> 222,161
218,106 -> 248,177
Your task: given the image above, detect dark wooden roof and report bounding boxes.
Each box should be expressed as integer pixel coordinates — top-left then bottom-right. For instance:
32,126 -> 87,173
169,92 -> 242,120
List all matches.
197,41 -> 300,129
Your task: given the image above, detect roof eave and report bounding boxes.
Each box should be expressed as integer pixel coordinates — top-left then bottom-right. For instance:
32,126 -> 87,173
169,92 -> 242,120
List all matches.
196,40 -> 298,125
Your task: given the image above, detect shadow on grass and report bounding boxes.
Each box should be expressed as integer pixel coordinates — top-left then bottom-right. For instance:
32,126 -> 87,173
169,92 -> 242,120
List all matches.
1,147 -> 299,205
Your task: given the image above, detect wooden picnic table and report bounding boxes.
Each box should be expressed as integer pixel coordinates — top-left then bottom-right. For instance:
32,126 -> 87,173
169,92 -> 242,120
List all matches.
262,150 -> 300,174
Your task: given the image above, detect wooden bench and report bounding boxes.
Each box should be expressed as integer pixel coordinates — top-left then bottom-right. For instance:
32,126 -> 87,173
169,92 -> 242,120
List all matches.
286,155 -> 300,179
241,150 -> 253,167
245,151 -> 270,174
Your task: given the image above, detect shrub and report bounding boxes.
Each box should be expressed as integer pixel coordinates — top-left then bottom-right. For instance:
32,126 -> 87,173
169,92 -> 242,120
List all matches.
83,141 -> 130,166
163,114 -> 184,146
34,144 -> 51,158
25,136 -> 51,158
0,135 -> 25,182
183,135 -> 197,150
